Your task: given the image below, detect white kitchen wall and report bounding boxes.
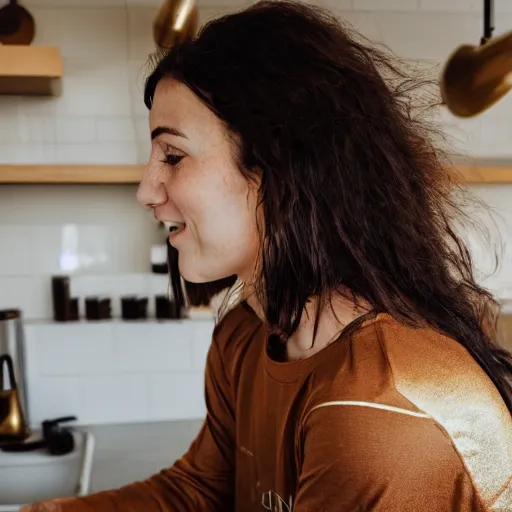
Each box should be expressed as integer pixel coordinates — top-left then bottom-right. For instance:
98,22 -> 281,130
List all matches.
2,0 -> 512,426
23,317 -> 214,426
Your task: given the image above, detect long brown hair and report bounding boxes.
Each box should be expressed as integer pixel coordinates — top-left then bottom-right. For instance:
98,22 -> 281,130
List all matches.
145,0 -> 512,413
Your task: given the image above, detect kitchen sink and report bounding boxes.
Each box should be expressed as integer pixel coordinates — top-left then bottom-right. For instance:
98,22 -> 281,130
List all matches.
0,430 -> 95,512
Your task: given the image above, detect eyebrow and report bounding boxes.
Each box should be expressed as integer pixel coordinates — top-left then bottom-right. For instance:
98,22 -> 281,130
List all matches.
151,126 -> 188,140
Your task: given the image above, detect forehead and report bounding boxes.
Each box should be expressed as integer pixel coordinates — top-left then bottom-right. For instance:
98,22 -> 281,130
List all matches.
149,77 -> 218,132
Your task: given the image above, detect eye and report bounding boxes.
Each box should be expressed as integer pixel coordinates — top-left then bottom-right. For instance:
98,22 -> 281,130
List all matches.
162,153 -> 184,166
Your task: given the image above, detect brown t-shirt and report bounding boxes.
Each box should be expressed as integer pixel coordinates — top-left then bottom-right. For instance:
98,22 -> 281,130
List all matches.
51,302 -> 512,511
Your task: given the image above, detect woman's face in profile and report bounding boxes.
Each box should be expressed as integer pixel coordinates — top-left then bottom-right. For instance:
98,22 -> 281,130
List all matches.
137,77 -> 260,284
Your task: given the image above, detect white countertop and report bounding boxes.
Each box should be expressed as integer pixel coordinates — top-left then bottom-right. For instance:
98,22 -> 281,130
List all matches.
79,420 -> 203,494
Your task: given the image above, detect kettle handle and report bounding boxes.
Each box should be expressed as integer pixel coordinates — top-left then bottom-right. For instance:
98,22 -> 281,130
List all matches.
0,354 -> 17,391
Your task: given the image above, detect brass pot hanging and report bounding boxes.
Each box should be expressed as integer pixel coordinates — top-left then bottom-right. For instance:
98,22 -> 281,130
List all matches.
440,0 -> 512,117
153,0 -> 198,49
440,31 -> 512,118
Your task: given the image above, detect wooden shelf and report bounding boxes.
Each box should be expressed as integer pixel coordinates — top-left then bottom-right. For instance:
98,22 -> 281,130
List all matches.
0,45 -> 63,96
0,165 -> 143,184
0,163 -> 511,185
457,165 -> 512,184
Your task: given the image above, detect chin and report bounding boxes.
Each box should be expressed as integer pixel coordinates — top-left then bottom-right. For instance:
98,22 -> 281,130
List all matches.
179,260 -> 231,284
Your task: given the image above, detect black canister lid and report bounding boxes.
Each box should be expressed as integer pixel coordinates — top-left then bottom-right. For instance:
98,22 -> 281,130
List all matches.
0,309 -> 21,321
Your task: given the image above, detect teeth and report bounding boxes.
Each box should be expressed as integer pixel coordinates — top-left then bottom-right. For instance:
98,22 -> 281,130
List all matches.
164,221 -> 185,232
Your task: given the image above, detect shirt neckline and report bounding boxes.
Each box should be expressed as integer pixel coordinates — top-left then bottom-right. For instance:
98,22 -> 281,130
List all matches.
240,301 -> 382,383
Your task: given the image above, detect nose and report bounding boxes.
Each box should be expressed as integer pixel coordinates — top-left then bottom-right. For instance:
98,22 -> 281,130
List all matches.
136,162 -> 168,210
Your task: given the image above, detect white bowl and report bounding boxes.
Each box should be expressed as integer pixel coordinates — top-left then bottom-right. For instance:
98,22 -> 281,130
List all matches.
0,430 -> 95,511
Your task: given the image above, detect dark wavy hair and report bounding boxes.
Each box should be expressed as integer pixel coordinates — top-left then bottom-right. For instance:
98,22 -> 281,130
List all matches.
144,0 -> 512,413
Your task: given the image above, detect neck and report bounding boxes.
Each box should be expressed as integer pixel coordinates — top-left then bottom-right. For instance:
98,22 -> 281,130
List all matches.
286,292 -> 371,361
244,287 -> 372,361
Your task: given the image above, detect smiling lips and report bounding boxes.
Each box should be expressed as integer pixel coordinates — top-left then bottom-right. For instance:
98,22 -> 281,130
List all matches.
164,221 -> 186,237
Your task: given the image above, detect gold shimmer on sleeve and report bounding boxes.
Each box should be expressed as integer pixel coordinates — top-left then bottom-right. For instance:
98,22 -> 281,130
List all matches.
376,315 -> 512,511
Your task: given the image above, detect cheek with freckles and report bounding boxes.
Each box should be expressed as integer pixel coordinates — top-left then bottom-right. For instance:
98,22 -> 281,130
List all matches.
171,169 -> 260,282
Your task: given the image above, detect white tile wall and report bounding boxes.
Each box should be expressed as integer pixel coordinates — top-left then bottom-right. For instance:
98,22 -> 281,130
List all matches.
36,323 -> 115,376
113,323 -> 193,372
149,372 -> 206,421
354,0 -> 419,11
2,0 -> 512,426
0,276 -> 52,320
23,318 -> 214,426
75,374 -> 150,424
0,183 -> 164,319
419,0 -> 480,12
55,117 -> 96,144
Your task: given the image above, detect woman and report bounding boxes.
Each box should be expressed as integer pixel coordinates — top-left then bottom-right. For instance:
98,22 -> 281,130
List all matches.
25,1 -> 512,510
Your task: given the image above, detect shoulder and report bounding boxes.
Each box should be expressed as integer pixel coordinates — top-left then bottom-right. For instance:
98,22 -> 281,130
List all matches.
372,313 -> 510,426
213,300 -> 262,346
322,312 -> 511,417
303,313 -> 512,510
211,300 -> 263,370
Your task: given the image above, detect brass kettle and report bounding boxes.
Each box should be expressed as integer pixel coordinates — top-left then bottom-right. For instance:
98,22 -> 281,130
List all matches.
153,0 -> 198,49
0,354 -> 30,444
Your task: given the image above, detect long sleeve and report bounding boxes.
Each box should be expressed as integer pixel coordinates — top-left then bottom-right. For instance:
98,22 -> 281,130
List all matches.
36,334 -> 236,512
294,404 -> 488,512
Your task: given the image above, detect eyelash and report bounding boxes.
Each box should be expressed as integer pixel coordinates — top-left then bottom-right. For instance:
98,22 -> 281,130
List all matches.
161,153 -> 184,167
